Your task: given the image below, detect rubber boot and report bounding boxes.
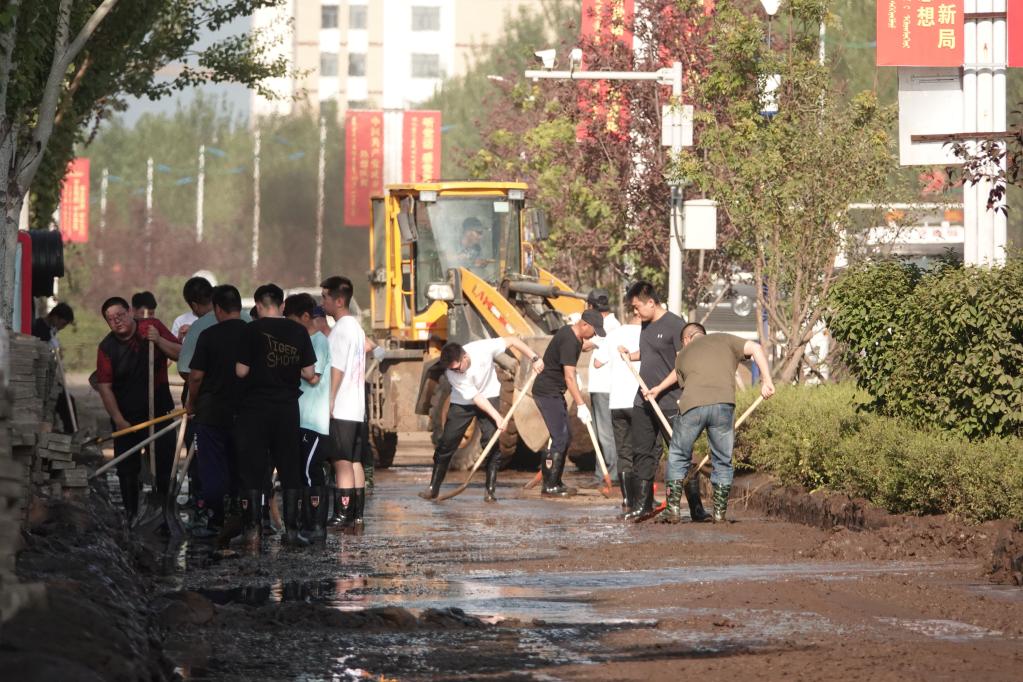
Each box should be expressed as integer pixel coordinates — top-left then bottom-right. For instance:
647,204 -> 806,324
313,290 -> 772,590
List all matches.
240,489 -> 262,549
655,480 -> 685,524
618,472 -> 631,511
281,489 -> 311,547
418,458 -> 448,500
119,474 -> 140,522
337,488 -> 356,527
306,487 -> 328,541
353,487 -> 366,525
685,476 -> 712,522
541,451 -> 576,497
218,496 -> 242,545
623,478 -> 653,521
483,453 -> 500,503
712,483 -> 732,523
327,487 -> 342,526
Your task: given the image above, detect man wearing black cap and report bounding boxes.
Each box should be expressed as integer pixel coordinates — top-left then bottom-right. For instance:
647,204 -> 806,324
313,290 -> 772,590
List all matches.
585,289 -> 621,488
531,310 -> 605,497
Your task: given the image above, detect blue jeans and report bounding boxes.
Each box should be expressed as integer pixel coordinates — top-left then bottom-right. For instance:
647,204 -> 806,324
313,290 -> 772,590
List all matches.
665,404 -> 736,486
590,393 -> 618,480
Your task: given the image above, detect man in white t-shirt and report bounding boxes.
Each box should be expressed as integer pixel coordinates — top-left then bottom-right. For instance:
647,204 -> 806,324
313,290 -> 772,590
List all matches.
594,309 -> 641,513
322,275 -> 368,527
585,289 -> 621,488
419,336 -> 544,502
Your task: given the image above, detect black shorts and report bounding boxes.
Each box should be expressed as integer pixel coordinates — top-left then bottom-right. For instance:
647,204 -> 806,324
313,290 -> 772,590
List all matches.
330,418 -> 371,465
300,428 -> 334,486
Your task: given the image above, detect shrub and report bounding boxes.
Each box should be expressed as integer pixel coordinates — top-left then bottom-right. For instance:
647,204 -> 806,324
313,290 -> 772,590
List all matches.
827,259 -> 1023,440
739,384 -> 1023,522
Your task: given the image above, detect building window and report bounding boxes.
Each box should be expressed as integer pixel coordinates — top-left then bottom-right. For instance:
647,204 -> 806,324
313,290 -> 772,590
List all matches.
348,53 -> 366,77
349,4 -> 367,30
320,52 -> 339,77
321,4 -> 339,29
411,6 -> 440,31
347,100 -> 370,110
411,53 -> 441,78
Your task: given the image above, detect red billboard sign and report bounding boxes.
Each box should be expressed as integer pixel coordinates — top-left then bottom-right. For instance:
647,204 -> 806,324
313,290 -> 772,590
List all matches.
402,111 -> 441,183
344,110 -> 384,227
877,0 -> 964,67
578,0 -> 634,140
59,158 -> 89,243
1010,3 -> 1023,67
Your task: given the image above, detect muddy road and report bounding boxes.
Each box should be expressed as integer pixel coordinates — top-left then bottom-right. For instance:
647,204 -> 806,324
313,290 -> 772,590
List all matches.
152,451 -> 1022,682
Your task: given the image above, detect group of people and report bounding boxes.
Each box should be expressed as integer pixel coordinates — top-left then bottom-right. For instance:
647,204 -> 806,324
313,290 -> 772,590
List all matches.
419,280 -> 775,524
94,275 -> 378,547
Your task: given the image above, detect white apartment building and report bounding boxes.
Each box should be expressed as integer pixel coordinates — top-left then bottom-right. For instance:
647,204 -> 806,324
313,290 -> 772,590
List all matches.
252,0 -> 546,118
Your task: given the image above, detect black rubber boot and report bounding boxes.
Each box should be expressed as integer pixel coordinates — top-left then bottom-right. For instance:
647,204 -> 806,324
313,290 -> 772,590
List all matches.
484,453 -> 500,503
617,472 -> 634,519
618,472 -> 630,510
418,458 -> 449,500
241,489 -> 262,549
353,487 -> 366,525
337,487 -> 356,527
712,483 -> 732,523
541,451 -> 576,497
218,496 -> 243,545
685,476 -> 712,522
306,487 -> 328,541
623,478 -> 653,521
327,487 -> 342,526
281,489 -> 311,547
655,480 -> 685,524
119,474 -> 140,522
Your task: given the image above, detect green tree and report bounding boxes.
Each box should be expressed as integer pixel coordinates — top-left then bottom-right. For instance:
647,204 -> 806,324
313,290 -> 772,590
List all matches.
681,0 -> 901,382
0,0 -> 289,326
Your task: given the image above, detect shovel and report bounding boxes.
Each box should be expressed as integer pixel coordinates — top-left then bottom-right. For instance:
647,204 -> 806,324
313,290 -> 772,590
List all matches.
436,373 -> 536,502
88,409 -> 187,446
159,416 -> 191,536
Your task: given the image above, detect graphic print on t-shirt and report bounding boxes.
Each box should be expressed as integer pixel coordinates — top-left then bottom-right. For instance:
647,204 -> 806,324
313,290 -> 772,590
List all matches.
263,332 -> 302,368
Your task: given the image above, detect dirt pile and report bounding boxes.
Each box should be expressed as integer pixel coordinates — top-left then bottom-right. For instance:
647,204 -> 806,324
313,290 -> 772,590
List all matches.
0,489 -> 175,680
737,474 -> 1023,584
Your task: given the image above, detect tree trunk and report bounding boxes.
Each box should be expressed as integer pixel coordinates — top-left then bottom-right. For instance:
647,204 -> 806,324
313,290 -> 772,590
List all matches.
777,341 -> 808,384
0,192 -> 23,329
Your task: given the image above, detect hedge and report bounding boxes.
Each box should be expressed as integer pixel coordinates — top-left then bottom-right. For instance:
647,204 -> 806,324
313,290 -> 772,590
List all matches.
733,384 -> 1023,522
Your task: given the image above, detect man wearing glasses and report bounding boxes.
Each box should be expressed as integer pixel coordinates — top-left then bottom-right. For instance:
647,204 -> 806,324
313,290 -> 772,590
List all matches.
95,296 -> 181,521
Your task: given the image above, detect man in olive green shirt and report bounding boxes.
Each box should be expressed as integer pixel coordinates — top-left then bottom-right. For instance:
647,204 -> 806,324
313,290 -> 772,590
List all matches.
653,322 -> 775,523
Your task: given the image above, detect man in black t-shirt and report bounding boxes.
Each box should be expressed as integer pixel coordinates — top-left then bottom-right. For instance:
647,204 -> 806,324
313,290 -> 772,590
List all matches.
617,281 -> 709,522
185,285 -> 247,537
235,284 -> 317,547
532,309 -> 604,497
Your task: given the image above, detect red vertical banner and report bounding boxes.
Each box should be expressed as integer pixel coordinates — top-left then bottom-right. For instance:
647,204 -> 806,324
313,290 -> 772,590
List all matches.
345,110 -> 384,227
401,110 -> 442,183
876,0 -> 964,67
59,158 -> 89,243
1010,3 -> 1023,67
578,0 -> 634,140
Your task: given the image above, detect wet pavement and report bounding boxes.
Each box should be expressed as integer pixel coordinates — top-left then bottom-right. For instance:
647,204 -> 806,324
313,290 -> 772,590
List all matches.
154,467 -> 1023,681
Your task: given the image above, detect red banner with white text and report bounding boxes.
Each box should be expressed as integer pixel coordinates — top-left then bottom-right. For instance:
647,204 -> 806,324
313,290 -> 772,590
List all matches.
344,110 -> 384,227
402,111 -> 441,183
876,0 -> 963,67
1010,3 -> 1023,67
59,158 -> 89,243
578,0 -> 634,140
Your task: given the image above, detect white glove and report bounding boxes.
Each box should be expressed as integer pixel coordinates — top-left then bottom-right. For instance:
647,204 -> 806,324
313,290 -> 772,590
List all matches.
577,404 -> 592,424
372,345 -> 385,361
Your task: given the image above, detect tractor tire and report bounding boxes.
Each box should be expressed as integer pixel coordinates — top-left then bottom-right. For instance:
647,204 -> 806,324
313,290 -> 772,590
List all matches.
429,375 -> 479,470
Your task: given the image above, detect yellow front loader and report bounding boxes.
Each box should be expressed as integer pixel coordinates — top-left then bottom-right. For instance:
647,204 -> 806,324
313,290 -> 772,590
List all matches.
365,181 -> 593,468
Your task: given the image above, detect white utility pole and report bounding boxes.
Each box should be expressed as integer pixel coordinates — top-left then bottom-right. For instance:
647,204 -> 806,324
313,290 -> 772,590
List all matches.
524,60 -> 688,316
196,144 -> 206,243
99,168 -> 108,267
315,116 -> 326,284
252,129 -> 261,276
145,157 -> 153,271
963,0 -> 1008,265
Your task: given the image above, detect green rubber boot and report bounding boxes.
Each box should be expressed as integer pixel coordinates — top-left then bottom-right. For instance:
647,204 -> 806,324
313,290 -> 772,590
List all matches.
655,480 -> 685,524
712,483 -> 732,523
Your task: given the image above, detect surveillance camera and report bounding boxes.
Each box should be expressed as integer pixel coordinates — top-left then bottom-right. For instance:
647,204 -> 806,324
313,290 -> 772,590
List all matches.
569,48 -> 583,69
534,49 -> 557,70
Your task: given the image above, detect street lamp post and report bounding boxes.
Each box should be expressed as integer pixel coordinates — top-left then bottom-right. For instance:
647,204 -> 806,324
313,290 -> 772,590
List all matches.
524,59 -> 689,317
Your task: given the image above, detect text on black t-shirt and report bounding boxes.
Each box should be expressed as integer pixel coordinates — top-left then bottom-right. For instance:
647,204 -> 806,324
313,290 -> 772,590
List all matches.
236,317 -> 316,405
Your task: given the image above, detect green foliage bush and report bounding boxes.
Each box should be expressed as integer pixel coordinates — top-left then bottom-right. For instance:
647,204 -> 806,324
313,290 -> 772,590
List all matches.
827,259 -> 1023,440
737,384 -> 1023,522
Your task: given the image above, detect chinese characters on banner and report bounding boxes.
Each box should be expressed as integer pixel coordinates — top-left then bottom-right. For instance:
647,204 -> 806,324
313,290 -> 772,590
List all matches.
344,110 -> 384,227
578,0 -> 634,140
877,0 -> 964,67
59,158 -> 89,243
1010,3 -> 1023,67
402,111 -> 441,183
